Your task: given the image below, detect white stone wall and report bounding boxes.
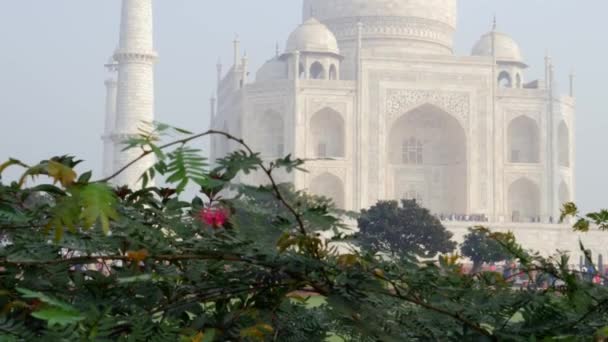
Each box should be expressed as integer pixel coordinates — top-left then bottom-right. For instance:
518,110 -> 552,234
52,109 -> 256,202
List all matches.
211,0 -> 589,256
446,221 -> 606,263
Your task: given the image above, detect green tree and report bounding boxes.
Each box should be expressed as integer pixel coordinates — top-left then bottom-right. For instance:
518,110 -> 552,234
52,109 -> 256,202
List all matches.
461,227 -> 512,273
357,199 -> 457,258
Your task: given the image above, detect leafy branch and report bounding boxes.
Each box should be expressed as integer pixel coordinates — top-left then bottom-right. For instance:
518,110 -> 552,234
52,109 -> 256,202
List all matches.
97,128 -> 308,235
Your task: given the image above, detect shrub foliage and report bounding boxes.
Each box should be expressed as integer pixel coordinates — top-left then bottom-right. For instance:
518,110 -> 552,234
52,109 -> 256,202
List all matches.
0,123 -> 607,341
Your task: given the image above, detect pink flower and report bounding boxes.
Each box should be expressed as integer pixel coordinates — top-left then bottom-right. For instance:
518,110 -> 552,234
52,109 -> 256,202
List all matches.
198,207 -> 229,228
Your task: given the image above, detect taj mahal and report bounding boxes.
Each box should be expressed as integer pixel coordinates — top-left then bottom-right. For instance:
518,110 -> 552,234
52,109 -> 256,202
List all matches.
102,0 -> 607,261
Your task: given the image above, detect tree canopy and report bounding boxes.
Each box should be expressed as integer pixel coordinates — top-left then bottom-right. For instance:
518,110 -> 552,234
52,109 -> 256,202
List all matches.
0,123 -> 608,340
357,199 -> 457,258
461,227 -> 513,273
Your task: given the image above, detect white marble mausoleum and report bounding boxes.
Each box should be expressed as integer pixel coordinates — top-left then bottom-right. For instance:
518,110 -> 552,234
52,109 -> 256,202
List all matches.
104,0 -> 607,262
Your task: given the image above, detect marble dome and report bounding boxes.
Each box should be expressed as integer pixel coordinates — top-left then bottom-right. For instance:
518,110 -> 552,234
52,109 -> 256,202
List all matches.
303,0 -> 457,28
286,18 -> 340,55
302,0 -> 458,54
256,57 -> 287,82
472,32 -> 526,66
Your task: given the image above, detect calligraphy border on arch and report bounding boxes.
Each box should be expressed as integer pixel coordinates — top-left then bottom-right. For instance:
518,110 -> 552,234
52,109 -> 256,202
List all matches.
386,89 -> 470,123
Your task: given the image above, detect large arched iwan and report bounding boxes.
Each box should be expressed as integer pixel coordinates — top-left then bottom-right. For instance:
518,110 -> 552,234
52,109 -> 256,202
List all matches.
388,104 -> 467,215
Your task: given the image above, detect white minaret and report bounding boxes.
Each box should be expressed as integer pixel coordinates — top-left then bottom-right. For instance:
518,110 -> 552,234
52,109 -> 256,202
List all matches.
109,0 -> 158,186
102,57 -> 118,178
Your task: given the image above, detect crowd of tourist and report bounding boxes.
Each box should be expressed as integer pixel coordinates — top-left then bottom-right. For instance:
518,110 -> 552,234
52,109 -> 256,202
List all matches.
435,214 -> 556,224
436,213 -> 489,222
462,262 -> 607,287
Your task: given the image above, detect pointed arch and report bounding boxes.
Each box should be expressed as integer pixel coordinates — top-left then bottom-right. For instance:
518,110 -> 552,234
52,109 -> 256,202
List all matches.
508,116 -> 540,163
329,64 -> 338,80
498,71 -> 512,88
251,110 -> 284,158
310,61 -> 325,80
388,103 -> 467,214
309,107 -> 345,158
309,173 -> 345,209
558,121 -> 570,167
508,177 -> 540,223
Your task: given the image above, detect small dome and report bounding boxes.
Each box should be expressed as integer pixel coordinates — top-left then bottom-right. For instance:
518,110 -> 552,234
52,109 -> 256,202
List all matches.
472,32 -> 526,66
256,57 -> 287,82
286,18 -> 340,55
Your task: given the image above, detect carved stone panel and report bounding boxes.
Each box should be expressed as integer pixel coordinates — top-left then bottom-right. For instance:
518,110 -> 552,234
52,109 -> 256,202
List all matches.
386,89 -> 470,124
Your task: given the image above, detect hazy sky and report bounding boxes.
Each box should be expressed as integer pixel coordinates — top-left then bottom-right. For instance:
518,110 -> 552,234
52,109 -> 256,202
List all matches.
0,1 -> 606,212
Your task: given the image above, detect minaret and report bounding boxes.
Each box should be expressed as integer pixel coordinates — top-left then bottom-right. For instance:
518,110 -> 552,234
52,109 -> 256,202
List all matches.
110,0 -> 158,186
102,57 -> 118,178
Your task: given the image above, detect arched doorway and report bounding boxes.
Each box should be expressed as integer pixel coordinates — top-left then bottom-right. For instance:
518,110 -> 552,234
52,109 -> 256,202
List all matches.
309,173 -> 345,209
508,116 -> 540,163
251,110 -> 284,158
309,108 -> 345,158
508,178 -> 540,223
558,122 -> 570,167
388,104 -> 467,214
310,61 -> 325,80
498,71 -> 512,88
329,64 -> 337,80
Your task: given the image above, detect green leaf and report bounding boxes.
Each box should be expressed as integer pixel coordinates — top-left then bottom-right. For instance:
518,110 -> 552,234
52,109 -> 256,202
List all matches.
218,151 -> 262,176
30,184 -> 66,196
0,159 -> 28,176
573,218 -> 590,232
31,306 -> 85,327
18,163 -> 48,187
586,210 -> 608,230
273,155 -> 307,173
166,147 -> 208,193
77,171 -> 93,183
17,288 -> 75,312
201,329 -> 216,342
80,183 -> 119,234
17,288 -> 84,327
596,326 -> 608,338
46,195 -> 80,241
560,202 -> 578,223
47,161 -> 77,188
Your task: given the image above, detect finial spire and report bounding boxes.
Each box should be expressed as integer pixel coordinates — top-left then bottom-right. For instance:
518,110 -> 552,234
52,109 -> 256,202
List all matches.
569,68 -> 576,97
275,42 -> 280,57
310,5 -> 315,18
233,34 -> 240,67
492,15 -> 497,31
